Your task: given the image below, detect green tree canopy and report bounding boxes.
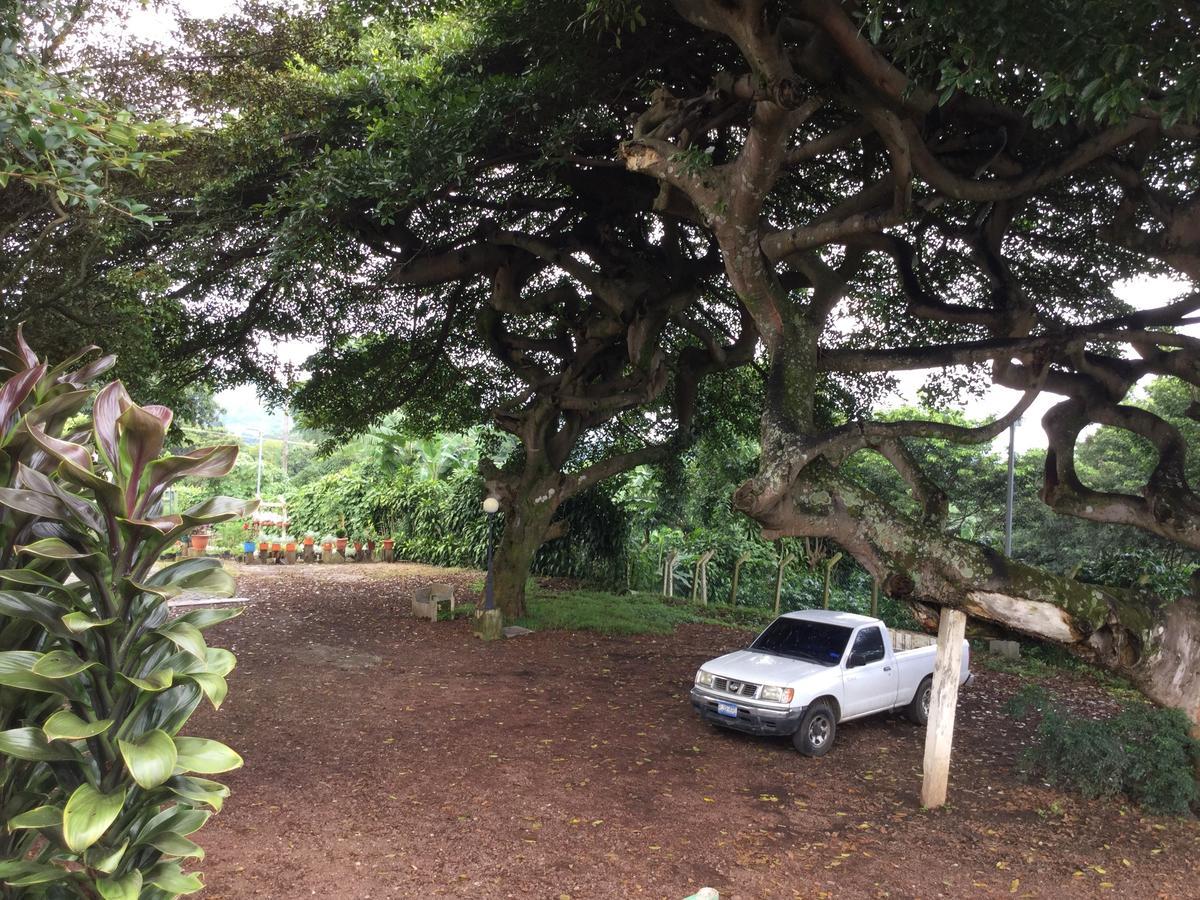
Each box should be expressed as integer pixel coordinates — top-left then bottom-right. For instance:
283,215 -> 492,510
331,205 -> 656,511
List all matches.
141,0 -> 1200,719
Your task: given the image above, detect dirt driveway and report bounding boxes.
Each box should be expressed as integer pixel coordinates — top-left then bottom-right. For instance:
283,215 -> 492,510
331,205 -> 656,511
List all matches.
188,563 -> 1200,899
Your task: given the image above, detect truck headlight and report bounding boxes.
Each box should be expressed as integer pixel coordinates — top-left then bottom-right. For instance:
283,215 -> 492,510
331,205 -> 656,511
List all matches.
696,670 -> 714,687
760,685 -> 794,703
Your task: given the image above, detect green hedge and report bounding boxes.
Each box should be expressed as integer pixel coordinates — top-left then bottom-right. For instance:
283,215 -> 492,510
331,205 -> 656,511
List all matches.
284,461 -> 628,584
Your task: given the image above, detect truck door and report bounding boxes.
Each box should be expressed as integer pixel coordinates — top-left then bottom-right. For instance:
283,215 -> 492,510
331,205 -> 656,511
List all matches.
842,626 -> 899,717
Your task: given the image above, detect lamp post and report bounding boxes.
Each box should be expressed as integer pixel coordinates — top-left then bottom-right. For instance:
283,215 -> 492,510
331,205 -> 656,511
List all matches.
482,496 -> 500,610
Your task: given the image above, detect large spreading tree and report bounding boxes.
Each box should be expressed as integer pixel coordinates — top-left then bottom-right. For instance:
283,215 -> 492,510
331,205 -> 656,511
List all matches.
151,0 -> 1200,722
609,0 -> 1200,722
134,1 -> 765,616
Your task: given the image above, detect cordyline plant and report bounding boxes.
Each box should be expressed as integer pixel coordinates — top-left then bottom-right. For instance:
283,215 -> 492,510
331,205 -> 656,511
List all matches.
0,329 -> 256,898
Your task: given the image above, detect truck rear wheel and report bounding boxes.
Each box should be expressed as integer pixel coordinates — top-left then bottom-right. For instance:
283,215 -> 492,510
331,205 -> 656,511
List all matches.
792,701 -> 837,757
907,676 -> 932,726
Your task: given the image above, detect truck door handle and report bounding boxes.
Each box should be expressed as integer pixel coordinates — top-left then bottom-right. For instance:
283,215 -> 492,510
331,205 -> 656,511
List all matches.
883,666 -> 892,672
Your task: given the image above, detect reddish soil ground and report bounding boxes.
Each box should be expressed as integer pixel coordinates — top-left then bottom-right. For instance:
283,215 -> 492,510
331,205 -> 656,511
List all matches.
188,563 -> 1200,900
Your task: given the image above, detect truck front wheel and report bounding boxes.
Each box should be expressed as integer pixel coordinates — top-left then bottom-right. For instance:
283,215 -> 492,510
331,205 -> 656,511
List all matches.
792,701 -> 837,757
907,676 -> 932,726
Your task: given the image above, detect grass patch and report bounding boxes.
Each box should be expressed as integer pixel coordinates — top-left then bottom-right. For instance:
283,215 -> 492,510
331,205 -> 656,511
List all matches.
512,587 -> 705,635
509,585 -> 778,636
678,599 -> 775,631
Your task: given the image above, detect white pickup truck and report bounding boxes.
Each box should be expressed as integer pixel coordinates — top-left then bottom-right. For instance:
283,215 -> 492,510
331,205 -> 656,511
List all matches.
691,609 -> 971,756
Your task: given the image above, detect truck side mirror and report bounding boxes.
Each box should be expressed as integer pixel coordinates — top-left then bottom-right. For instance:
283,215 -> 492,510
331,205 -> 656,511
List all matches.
846,651 -> 865,668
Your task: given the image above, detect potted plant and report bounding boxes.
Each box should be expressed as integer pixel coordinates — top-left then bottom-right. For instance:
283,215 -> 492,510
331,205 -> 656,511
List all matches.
190,525 -> 212,552
335,529 -> 348,554
321,534 -> 335,553
283,534 -> 297,553
303,531 -> 316,546
257,532 -> 269,552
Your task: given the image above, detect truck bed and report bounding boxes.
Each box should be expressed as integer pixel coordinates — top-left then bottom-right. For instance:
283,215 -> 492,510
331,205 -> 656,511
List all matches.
891,629 -> 936,651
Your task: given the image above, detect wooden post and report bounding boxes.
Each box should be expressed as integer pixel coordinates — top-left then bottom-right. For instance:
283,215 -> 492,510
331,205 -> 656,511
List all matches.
920,608 -> 968,809
720,549 -> 748,607
695,549 -> 715,606
690,555 -> 702,602
870,578 -> 879,617
822,551 -> 843,609
773,551 -> 794,614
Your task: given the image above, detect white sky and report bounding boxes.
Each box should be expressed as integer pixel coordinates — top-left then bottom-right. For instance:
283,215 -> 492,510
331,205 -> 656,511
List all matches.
125,0 -> 238,43
964,274 -> 1191,455
128,6 -> 1194,452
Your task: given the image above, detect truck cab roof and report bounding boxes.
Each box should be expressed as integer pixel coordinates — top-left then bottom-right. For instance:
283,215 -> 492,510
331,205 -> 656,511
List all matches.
778,609 -> 881,628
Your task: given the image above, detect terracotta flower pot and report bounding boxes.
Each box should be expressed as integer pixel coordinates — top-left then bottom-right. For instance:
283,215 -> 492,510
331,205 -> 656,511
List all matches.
285,542 -> 296,553
303,536 -> 315,546
335,538 -> 348,553
270,542 -> 282,553
258,542 -> 268,551
322,541 -> 333,552
382,539 -> 394,548
353,541 -> 363,551
190,534 -> 210,551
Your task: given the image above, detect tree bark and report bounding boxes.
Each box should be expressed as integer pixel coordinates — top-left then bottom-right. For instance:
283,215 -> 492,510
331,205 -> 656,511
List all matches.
615,0 -> 1200,728
737,458 -> 1200,726
490,489 -> 563,620
486,452 -> 566,620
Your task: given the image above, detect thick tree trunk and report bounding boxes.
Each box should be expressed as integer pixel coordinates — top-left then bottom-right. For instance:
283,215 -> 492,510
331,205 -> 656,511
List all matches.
487,459 -> 566,620
737,462 -> 1200,726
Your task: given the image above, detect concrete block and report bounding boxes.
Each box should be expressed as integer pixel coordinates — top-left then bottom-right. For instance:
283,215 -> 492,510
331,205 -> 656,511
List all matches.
988,639 -> 1021,660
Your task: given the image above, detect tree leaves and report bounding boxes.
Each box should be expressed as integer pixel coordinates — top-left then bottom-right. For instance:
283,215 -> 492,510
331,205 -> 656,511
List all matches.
173,736 -> 243,775
62,784 -> 126,852
95,870 -> 142,900
0,651 -> 66,694
119,729 -> 179,789
144,861 -> 204,894
6,805 -> 63,830
0,28 -> 176,224
14,537 -> 92,559
31,648 -> 99,678
155,621 -> 208,661
164,775 -> 231,812
43,709 -> 112,741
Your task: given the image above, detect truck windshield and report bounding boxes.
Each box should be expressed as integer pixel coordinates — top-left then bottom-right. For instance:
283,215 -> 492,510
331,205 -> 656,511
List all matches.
749,618 -> 853,666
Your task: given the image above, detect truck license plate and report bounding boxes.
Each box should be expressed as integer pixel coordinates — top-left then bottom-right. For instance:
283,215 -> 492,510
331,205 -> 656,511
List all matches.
716,701 -> 738,718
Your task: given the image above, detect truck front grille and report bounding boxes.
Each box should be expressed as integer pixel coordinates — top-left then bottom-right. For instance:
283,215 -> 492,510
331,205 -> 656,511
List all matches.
712,676 -> 758,698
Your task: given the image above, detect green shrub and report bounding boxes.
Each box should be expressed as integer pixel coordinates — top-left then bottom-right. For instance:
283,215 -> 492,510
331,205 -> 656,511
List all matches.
285,459 -> 629,585
1008,686 -> 1200,816
0,334 -> 252,896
